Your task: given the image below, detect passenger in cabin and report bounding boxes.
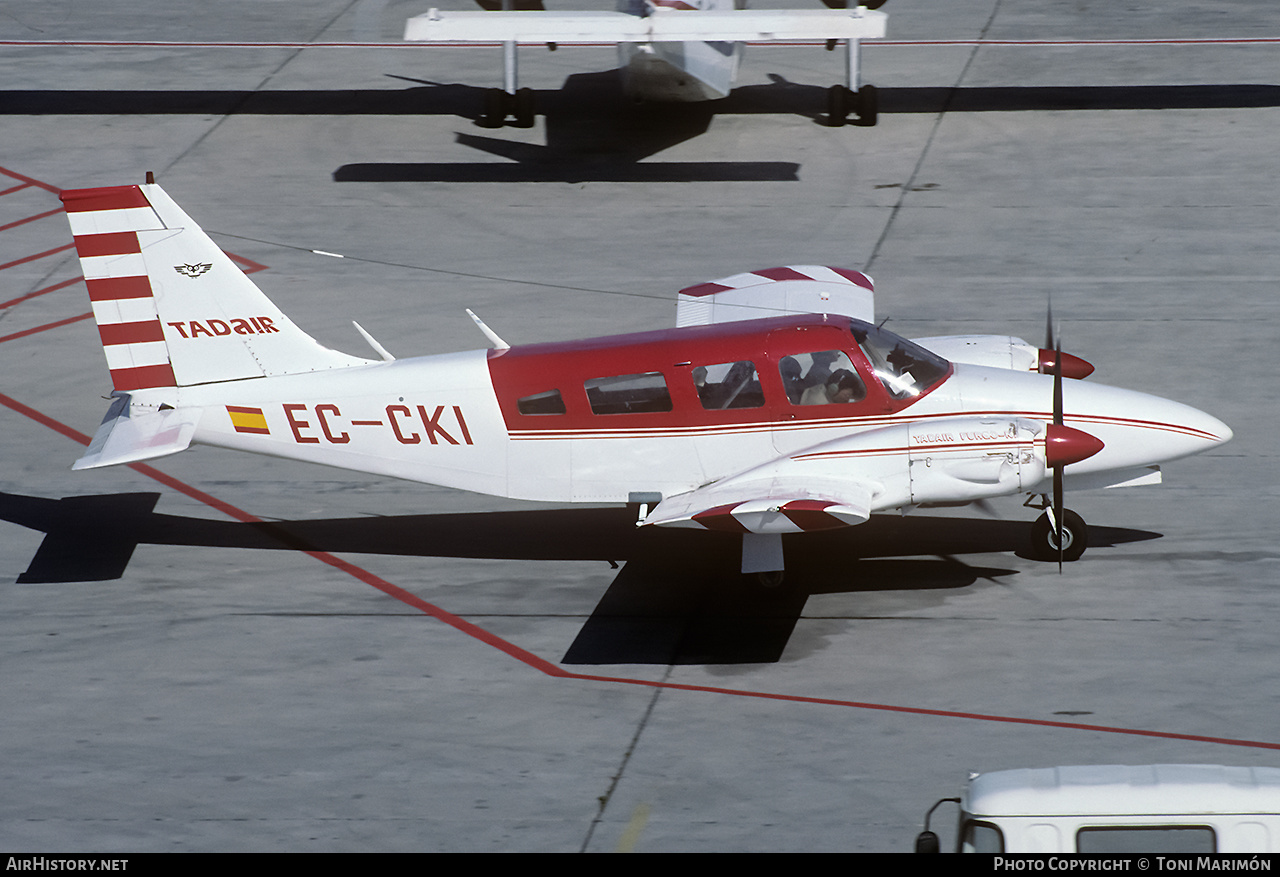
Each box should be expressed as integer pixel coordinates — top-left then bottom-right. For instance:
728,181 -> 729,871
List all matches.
802,350 -> 840,390
779,356 -> 804,403
801,369 -> 865,406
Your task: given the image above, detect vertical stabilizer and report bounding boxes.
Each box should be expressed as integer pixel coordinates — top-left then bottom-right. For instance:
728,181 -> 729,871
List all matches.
61,182 -> 370,391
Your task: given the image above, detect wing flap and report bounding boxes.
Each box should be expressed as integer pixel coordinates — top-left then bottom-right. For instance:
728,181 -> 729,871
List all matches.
404,9 -> 887,44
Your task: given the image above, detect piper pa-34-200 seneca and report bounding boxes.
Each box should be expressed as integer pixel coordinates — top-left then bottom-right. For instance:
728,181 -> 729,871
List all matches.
61,180 -> 1232,582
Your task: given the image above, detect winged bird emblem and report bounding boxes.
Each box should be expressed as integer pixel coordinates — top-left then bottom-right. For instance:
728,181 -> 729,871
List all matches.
174,263 -> 212,278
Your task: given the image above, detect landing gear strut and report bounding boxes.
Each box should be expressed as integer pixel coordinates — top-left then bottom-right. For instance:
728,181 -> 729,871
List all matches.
827,36 -> 878,127
1030,508 -> 1088,562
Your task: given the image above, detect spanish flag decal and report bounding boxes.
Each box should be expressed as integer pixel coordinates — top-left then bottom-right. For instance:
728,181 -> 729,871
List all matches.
227,405 -> 270,435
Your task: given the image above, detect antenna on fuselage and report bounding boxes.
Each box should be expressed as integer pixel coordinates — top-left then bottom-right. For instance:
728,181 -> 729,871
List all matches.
465,308 -> 510,350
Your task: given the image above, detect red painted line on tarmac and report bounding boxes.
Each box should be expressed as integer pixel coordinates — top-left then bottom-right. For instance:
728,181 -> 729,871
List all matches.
0,242 -> 75,272
0,276 -> 83,310
0,312 -> 92,344
1,38 -> 1278,49
0,387 -> 1277,752
0,207 -> 64,233
0,166 -> 62,194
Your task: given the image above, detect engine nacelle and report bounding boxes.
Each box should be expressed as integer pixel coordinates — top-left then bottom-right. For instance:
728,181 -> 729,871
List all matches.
916,335 -> 1094,379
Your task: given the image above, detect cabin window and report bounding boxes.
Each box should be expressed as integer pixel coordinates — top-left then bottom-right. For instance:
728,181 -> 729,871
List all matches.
693,361 -> 764,410
778,351 -> 865,405
1076,826 -> 1216,854
517,389 -> 566,416
585,372 -> 673,415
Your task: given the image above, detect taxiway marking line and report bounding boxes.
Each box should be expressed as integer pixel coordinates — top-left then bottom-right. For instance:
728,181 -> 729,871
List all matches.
1,386 -> 1278,752
2,38 -> 1278,48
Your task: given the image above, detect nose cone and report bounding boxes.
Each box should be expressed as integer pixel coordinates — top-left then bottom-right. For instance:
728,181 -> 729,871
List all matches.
1038,348 -> 1096,380
1066,383 -> 1233,470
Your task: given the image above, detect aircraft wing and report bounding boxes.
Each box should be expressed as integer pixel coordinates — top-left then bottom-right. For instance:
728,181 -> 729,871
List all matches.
641,474 -> 874,534
404,9 -> 888,44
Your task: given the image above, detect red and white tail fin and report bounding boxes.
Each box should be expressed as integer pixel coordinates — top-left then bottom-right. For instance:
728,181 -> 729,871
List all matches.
61,182 -> 369,392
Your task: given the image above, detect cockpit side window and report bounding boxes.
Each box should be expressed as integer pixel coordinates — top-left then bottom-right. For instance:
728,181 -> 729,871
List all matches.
850,321 -> 949,399
779,350 -> 866,406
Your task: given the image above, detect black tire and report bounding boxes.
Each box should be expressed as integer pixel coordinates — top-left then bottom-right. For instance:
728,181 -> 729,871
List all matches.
480,88 -> 507,128
1030,509 -> 1088,562
513,88 -> 536,128
854,83 -> 878,127
826,84 -> 849,127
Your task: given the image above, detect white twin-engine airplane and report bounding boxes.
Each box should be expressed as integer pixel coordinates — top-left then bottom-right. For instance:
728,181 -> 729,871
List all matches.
62,181 -> 1231,581
403,0 -> 888,127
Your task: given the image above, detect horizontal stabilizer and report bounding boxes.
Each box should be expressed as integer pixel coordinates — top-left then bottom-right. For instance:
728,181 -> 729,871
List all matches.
73,394 -> 201,470
405,9 -> 887,44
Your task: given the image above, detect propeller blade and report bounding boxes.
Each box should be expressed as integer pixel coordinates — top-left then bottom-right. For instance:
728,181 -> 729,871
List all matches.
1053,343 -> 1064,427
1053,343 -> 1064,570
1045,295 -> 1056,352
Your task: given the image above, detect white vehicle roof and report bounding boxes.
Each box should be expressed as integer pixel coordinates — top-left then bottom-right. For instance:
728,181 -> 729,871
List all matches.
964,765 -> 1280,818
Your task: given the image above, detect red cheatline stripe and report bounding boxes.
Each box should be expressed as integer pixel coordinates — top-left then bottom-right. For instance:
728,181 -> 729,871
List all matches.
110,363 -> 176,391
73,231 -> 140,258
0,276 -> 83,310
0,207 -> 64,233
60,186 -> 147,213
1,390 -> 1277,752
86,276 -> 152,302
98,319 -> 164,346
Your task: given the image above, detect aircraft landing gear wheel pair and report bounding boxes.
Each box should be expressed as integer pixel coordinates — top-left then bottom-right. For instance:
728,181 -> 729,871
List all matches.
480,87 -> 537,128
1030,509 -> 1088,562
826,83 -> 878,127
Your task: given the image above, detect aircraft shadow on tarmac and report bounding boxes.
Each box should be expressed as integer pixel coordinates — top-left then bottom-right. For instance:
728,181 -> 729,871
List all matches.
3,78 -> 1273,184
1,490 -> 1160,664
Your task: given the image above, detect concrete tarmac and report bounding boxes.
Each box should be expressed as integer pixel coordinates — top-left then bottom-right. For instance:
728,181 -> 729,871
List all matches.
1,0 -> 1277,853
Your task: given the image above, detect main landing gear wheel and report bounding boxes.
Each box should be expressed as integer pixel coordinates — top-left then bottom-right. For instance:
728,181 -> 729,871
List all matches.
1030,509 -> 1088,562
480,87 -> 537,128
826,83 -> 878,127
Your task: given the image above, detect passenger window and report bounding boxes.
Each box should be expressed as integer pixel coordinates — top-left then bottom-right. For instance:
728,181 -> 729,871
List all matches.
693,361 -> 764,410
1076,826 -> 1216,853
585,372 -> 673,415
779,351 -> 865,405
517,389 -> 566,416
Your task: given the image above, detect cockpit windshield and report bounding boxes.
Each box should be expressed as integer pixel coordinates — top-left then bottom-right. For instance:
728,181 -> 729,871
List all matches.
850,320 -> 950,400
